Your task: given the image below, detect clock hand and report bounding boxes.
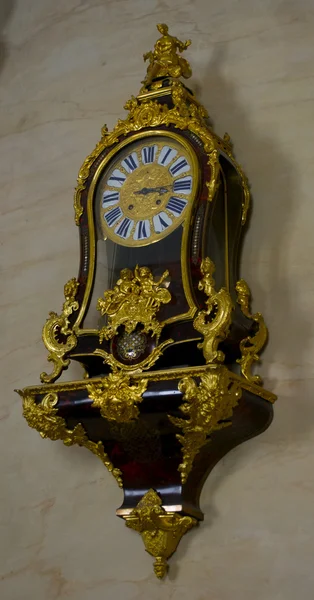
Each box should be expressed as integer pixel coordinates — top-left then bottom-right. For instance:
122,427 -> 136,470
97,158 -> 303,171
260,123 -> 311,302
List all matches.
133,187 -> 151,195
133,186 -> 171,196
155,186 -> 170,195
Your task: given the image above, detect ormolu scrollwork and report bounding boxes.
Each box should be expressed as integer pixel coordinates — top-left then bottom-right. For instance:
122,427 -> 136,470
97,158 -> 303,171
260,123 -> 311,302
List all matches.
87,372 -> 148,422
124,489 -> 197,578
169,367 -> 242,483
93,341 -> 173,373
41,278 -> 79,384
97,265 -> 171,342
193,257 -> 234,363
236,279 -> 268,385
95,265 -> 173,372
18,391 -> 123,487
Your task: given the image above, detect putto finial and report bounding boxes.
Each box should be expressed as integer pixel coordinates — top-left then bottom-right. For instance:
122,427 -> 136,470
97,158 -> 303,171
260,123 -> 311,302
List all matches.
143,23 -> 192,86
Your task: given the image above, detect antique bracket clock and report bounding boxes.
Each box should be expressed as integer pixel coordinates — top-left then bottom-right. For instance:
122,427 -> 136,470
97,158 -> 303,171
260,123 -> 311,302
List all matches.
18,24 -> 276,579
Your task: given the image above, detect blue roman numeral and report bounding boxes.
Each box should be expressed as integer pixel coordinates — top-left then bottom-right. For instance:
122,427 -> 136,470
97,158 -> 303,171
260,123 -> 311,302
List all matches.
142,146 -> 156,164
138,221 -> 148,239
115,217 -> 132,238
104,206 -> 122,227
124,155 -> 137,171
170,158 -> 188,176
102,192 -> 119,205
153,212 -> 172,233
108,169 -> 126,187
166,197 -> 187,216
173,179 -> 192,192
110,175 -> 125,183
161,147 -> 172,165
159,216 -> 169,228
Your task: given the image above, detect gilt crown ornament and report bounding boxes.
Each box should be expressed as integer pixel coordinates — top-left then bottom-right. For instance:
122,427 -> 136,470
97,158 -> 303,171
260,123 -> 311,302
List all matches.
17,24 -> 276,579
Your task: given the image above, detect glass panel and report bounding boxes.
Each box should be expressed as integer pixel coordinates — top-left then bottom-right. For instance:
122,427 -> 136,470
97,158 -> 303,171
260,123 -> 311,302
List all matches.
83,227 -> 188,330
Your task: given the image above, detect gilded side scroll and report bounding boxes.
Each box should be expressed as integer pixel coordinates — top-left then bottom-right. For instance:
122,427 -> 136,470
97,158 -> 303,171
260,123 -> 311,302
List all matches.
193,257 -> 234,363
41,278 -> 79,384
236,279 -> 268,385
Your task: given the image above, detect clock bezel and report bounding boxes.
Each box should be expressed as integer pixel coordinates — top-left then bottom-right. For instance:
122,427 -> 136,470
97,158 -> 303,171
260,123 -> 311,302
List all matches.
95,132 -> 199,248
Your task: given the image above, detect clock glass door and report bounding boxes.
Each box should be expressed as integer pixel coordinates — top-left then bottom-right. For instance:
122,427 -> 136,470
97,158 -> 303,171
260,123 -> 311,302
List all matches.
82,133 -> 198,329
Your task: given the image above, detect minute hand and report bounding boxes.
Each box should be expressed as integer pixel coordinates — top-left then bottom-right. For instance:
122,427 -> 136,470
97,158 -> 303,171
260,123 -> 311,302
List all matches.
133,186 -> 171,195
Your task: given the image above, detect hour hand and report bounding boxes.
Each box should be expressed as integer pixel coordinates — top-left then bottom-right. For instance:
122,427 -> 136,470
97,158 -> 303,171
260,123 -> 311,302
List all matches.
133,187 -> 151,195
134,186 -> 170,196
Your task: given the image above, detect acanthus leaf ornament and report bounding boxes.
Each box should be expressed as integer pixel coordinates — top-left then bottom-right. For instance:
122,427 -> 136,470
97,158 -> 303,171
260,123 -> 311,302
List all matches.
236,279 -> 268,384
40,278 -> 79,384
193,257 -> 234,364
124,489 -> 197,579
87,373 -> 148,423
18,391 -> 123,487
169,367 -> 242,483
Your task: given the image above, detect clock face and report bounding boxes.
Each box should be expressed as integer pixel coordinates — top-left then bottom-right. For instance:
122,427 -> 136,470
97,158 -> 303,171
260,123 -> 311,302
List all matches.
96,135 -> 197,247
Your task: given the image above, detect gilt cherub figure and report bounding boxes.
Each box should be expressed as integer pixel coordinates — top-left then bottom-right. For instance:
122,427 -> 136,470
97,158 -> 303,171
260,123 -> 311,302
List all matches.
143,23 -> 192,86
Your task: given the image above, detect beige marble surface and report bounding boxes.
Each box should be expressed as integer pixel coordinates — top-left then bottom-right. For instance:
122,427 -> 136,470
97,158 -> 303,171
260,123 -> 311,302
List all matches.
1,0 -> 314,598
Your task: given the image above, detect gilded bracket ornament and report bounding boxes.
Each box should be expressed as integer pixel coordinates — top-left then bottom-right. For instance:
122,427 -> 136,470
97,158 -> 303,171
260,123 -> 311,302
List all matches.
193,257 -> 234,364
169,367 -> 242,483
17,391 -> 123,487
41,278 -> 79,384
235,279 -> 268,385
87,373 -> 148,422
124,489 -> 197,578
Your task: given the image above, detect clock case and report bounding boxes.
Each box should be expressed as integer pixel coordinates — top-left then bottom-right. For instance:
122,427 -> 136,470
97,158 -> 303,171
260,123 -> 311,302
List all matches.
64,89 -> 256,376
18,28 -> 276,580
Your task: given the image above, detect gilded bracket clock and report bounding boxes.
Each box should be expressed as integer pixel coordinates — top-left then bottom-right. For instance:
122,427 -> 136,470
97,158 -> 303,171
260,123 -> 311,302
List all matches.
18,23 -> 277,579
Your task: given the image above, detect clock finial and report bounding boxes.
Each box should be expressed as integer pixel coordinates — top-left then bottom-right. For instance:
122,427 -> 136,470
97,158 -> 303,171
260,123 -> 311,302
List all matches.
143,23 -> 192,86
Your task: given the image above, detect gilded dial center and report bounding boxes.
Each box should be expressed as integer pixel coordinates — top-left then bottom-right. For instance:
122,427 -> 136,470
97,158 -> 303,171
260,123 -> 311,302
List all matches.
120,163 -> 173,219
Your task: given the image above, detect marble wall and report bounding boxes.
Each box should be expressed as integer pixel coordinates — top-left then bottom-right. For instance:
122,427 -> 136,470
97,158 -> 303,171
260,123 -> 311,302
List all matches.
1,1 -> 314,598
